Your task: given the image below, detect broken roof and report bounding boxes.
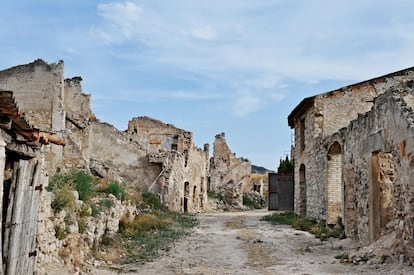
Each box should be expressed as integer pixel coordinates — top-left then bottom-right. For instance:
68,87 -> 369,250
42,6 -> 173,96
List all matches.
0,90 -> 65,145
287,66 -> 414,128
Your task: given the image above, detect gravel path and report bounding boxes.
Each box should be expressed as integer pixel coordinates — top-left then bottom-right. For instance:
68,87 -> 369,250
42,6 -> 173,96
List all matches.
94,209 -> 413,275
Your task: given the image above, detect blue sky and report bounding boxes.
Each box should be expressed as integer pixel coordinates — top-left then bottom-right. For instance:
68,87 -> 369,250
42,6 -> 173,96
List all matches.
1,1 -> 414,169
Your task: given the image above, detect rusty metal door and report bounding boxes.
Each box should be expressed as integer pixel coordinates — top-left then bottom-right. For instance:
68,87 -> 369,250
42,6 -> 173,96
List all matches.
268,172 -> 294,211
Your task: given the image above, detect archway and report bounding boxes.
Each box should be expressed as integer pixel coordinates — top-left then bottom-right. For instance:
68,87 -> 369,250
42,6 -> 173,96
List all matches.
327,141 -> 343,225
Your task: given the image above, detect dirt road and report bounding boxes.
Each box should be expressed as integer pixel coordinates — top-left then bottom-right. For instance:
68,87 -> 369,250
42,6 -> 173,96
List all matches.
99,209 -> 410,274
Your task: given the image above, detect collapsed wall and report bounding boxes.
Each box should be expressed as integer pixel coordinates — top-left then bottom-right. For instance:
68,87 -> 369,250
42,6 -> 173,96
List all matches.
129,116 -> 209,212
335,84 -> 414,262
209,133 -> 251,206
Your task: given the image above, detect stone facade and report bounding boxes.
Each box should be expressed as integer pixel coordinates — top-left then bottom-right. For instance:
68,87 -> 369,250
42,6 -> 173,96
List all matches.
209,133 -> 251,206
128,116 -> 209,213
288,67 -> 414,262
0,59 -> 65,174
288,67 -> 414,222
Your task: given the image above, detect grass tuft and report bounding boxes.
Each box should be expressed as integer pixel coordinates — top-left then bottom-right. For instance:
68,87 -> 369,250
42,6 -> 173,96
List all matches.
262,212 -> 344,241
105,182 -> 126,201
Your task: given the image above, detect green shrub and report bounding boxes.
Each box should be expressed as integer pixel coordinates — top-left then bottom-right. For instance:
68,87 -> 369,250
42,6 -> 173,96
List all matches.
72,170 -> 94,201
105,183 -> 126,201
48,169 -> 94,211
100,198 -> 114,209
91,203 -> 101,217
78,205 -> 91,217
292,217 -> 317,231
261,212 -> 297,225
55,225 -> 68,240
141,192 -> 162,210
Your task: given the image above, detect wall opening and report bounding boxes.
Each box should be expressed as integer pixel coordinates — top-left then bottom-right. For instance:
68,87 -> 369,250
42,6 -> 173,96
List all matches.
193,186 -> 197,209
369,152 -> 395,241
327,141 -> 343,225
2,152 -> 18,266
300,118 -> 305,152
299,164 -> 306,217
184,182 -> 190,213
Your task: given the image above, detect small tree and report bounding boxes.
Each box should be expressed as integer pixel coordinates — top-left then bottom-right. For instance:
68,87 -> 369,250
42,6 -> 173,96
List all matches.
278,156 -> 294,173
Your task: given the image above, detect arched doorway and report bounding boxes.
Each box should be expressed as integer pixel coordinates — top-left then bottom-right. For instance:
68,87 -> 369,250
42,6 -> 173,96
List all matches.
327,141 -> 343,225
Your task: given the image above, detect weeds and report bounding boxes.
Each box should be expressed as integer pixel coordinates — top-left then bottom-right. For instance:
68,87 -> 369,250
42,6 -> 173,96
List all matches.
100,198 -> 114,209
78,219 -> 87,234
105,182 -> 126,201
72,170 -> 94,201
141,192 -> 162,210
102,211 -> 198,264
261,211 -> 297,225
262,212 -> 344,241
55,225 -> 69,240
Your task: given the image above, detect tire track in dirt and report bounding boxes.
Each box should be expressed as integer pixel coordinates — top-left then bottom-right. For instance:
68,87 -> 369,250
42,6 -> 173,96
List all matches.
225,216 -> 283,274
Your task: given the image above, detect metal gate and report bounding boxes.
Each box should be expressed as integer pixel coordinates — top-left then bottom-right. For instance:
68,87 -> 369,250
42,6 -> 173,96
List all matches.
268,172 -> 294,211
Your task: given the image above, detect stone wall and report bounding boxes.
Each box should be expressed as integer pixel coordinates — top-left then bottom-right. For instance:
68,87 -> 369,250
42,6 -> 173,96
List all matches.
0,59 -> 65,174
134,116 -> 209,213
63,77 -> 93,169
289,68 -> 414,221
338,85 -> 414,259
209,133 -> 251,206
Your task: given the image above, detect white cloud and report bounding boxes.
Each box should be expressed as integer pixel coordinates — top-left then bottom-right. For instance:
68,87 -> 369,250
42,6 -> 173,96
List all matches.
96,1 -> 143,42
191,25 -> 217,41
231,90 -> 285,118
167,91 -> 223,100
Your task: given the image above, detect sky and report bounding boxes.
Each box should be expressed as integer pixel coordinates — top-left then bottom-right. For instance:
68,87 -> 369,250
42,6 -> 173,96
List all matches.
1,1 -> 414,170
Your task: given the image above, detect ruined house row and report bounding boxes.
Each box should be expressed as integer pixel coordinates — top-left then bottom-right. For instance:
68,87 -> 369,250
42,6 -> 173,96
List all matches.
0,59 -> 251,273
0,59 -> 251,211
288,67 -> 414,262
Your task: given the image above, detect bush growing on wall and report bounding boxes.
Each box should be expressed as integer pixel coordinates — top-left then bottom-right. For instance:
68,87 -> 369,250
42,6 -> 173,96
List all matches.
105,182 -> 126,201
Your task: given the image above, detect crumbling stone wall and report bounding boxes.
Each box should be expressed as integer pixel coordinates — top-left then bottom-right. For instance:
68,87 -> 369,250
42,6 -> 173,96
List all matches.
88,121 -> 159,189
63,77 -> 94,169
0,59 -> 65,173
289,68 -> 414,221
209,133 -> 251,206
338,86 -> 414,262
131,117 -> 209,213
0,59 -> 253,271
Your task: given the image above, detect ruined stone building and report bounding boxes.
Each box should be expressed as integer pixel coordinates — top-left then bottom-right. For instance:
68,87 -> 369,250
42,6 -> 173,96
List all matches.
0,59 -> 254,272
209,133 -> 251,206
0,59 -> 210,214
288,67 -> 414,261
0,59 -> 215,271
